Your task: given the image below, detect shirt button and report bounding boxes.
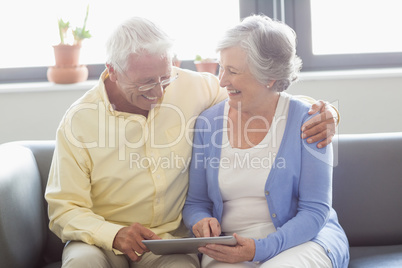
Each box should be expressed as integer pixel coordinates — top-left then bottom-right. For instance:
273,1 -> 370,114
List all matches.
272,213 -> 277,218
156,175 -> 161,179
265,191 -> 270,196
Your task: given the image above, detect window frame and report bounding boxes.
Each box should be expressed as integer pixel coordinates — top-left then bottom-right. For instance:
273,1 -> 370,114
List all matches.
2,0 -> 402,83
240,0 -> 402,71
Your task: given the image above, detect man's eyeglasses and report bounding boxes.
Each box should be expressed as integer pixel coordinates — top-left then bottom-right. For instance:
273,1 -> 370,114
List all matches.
114,62 -> 178,92
138,74 -> 179,92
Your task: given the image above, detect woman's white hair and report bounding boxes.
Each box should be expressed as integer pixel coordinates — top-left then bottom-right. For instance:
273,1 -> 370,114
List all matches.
216,15 -> 302,92
106,17 -> 174,73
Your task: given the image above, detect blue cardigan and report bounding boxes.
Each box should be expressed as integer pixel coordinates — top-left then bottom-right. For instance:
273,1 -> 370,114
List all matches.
183,98 -> 349,267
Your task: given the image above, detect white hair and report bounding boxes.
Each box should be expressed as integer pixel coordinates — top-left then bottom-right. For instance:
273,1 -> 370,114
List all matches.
105,17 -> 174,72
216,15 -> 302,92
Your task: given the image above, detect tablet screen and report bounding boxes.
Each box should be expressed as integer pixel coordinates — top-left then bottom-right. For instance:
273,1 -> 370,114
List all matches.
142,236 -> 237,255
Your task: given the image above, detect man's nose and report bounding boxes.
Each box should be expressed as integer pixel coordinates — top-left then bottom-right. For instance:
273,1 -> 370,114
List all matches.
151,83 -> 164,97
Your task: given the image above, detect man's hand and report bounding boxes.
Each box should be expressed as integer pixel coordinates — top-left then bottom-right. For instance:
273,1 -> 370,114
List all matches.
301,100 -> 338,148
113,222 -> 160,262
192,217 -> 221,238
198,233 -> 255,263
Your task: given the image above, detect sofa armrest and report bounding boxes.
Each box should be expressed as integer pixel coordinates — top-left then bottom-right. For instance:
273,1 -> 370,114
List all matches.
0,144 -> 48,268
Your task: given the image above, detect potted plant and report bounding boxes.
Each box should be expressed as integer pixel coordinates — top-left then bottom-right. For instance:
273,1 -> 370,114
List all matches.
194,55 -> 218,75
47,5 -> 91,84
172,54 -> 181,68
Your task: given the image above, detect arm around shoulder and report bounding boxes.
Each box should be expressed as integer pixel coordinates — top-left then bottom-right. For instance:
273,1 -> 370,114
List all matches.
293,95 -> 339,148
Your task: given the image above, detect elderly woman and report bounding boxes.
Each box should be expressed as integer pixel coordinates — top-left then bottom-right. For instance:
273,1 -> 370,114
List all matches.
183,15 -> 349,268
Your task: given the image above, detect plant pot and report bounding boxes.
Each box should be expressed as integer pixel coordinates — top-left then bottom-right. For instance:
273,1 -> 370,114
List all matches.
194,61 -> 218,75
173,59 -> 181,68
53,44 -> 81,67
47,65 -> 88,84
48,44 -> 88,84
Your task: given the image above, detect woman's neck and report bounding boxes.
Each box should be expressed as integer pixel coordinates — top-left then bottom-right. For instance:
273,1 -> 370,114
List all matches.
227,93 -> 281,149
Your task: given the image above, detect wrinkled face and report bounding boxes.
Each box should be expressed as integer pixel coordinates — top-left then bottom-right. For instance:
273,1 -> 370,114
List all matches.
219,46 -> 269,113
114,53 -> 172,111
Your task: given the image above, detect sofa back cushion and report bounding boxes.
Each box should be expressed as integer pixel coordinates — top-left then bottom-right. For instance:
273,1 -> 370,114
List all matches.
332,132 -> 402,247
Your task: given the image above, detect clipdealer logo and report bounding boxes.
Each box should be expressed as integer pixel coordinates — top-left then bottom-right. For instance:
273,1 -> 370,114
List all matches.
129,151 -> 191,173
62,100 -> 339,167
192,151 -> 286,170
63,102 -> 198,160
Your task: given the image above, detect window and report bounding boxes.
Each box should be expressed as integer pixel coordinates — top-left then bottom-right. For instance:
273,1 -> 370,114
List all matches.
2,0 -> 401,83
0,0 -> 239,83
310,0 -> 402,55
240,0 -> 402,71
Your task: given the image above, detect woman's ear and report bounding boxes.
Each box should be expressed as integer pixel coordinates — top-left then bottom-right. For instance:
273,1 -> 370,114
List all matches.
266,80 -> 276,89
106,63 -> 117,82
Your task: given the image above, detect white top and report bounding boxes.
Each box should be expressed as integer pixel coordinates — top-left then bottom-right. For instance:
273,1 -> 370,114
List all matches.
218,92 -> 290,239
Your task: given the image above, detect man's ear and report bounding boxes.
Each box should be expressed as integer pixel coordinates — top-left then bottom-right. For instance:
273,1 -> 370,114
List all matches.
106,63 -> 117,82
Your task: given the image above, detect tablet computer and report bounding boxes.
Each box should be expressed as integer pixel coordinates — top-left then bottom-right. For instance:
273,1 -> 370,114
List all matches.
142,236 -> 237,255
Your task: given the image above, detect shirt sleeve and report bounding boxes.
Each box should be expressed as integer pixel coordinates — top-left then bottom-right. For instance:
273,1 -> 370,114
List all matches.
45,123 -> 123,251
253,113 -> 333,262
293,95 -> 340,125
182,115 -> 216,232
198,71 -> 228,108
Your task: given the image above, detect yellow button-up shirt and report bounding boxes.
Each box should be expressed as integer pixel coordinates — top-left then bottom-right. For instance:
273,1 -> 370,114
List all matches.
45,67 -> 227,251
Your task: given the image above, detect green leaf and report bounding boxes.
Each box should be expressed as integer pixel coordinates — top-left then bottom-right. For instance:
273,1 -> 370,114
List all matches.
57,18 -> 70,44
73,27 -> 91,41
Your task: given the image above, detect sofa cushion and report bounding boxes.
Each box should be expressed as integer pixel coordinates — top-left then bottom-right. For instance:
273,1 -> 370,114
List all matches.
349,245 -> 402,268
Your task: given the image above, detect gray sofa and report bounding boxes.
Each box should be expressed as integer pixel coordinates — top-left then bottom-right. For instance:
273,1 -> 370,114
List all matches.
1,133 -> 402,268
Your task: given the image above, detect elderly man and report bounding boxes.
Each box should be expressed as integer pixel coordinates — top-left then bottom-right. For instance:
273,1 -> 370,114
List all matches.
45,17 -> 338,268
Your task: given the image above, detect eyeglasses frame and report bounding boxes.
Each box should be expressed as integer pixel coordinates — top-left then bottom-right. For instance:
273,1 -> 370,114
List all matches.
113,62 -> 179,92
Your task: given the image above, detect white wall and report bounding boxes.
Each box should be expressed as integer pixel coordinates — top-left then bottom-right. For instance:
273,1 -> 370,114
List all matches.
288,69 -> 402,136
0,82 -> 90,144
1,69 -> 402,145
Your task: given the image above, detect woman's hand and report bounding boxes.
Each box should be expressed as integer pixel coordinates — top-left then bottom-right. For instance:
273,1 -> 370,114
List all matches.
199,233 -> 255,263
301,100 -> 338,148
192,217 -> 221,237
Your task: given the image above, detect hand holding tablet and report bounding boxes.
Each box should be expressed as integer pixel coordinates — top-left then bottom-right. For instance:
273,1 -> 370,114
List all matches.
142,236 -> 237,255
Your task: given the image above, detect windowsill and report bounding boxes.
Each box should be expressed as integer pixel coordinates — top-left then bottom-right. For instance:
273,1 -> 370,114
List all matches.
1,68 -> 401,94
299,68 -> 402,81
0,79 -> 98,94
